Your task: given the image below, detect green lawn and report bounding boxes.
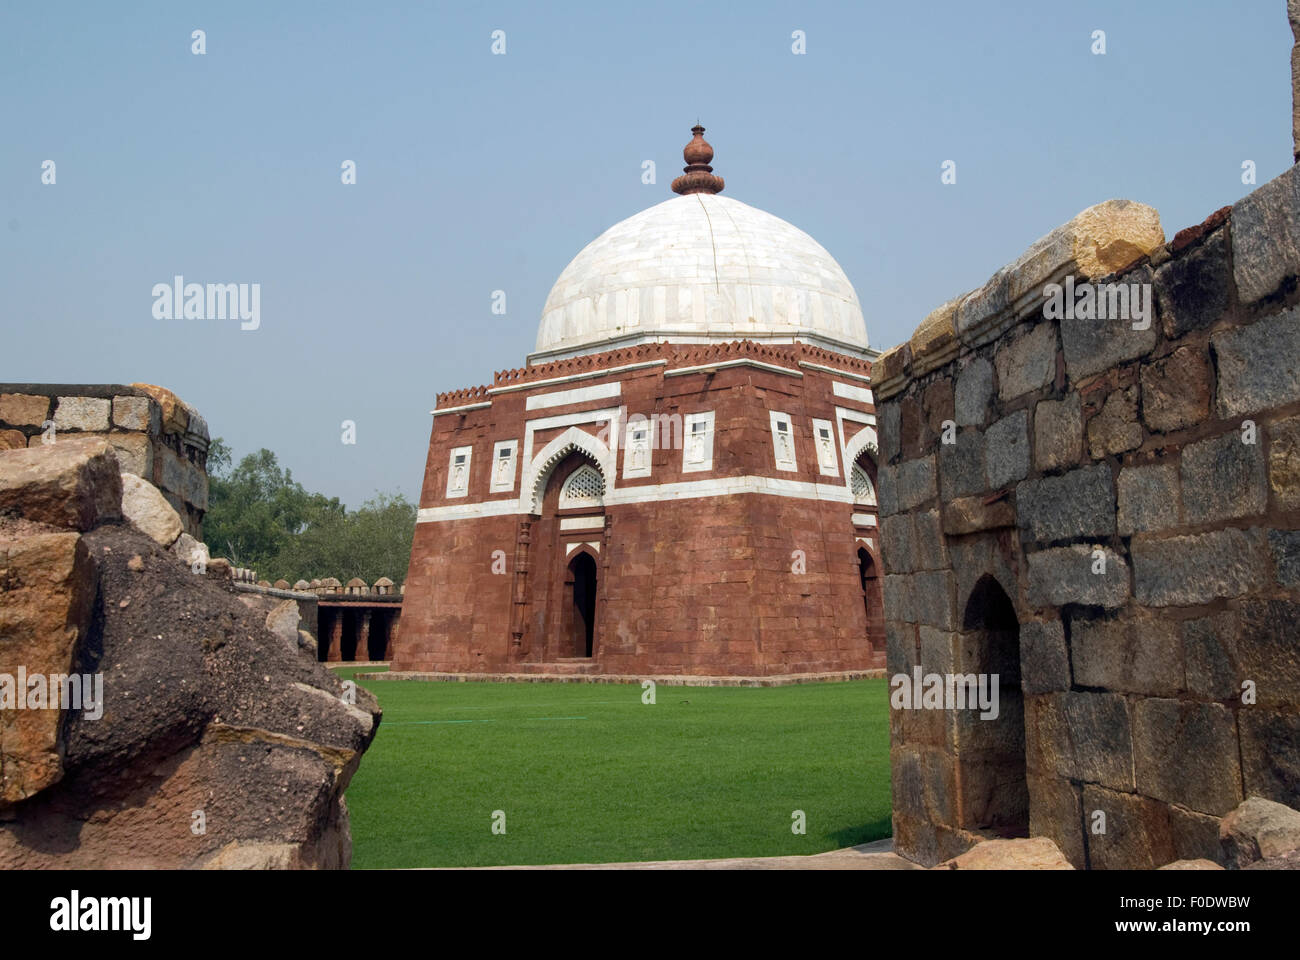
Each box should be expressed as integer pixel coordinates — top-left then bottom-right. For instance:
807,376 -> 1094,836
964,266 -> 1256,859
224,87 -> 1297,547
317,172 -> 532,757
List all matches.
334,667 -> 893,868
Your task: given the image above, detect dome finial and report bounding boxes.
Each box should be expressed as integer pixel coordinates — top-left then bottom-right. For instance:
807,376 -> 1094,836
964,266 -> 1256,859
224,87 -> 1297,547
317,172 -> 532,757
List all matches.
671,124 -> 725,196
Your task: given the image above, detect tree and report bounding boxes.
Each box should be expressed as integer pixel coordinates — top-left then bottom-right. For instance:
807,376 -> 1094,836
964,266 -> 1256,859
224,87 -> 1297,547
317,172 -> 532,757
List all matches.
202,440 -> 414,584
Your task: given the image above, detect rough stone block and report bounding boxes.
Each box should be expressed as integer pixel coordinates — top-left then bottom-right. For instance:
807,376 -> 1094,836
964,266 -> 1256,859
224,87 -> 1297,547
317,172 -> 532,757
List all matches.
0,393 -> 51,427
1269,414 -> 1300,512
1016,463 -> 1115,544
938,430 -> 986,501
0,430 -> 25,451
1239,711 -> 1300,806
954,357 -> 994,427
882,576 -> 914,625
880,402 -> 901,462
941,495 -> 1016,535
1213,307 -> 1300,419
1132,528 -> 1269,607
1027,545 -> 1129,609
1268,529 -> 1300,587
910,570 -> 956,630
994,323 -> 1057,401
120,473 -> 182,547
985,410 -> 1029,490
1235,599 -> 1300,709
1183,611 -> 1240,701
913,508 -> 947,571
1064,693 -> 1134,790
1034,393 -> 1082,472
1059,265 -> 1159,381
0,532 -> 97,803
111,396 -> 159,433
877,463 -> 898,517
130,383 -> 189,434
880,514 -> 916,575
1070,615 -> 1183,696
1181,429 -> 1267,525
0,436 -> 123,530
53,397 -> 110,433
1153,229 -> 1230,338
1140,346 -> 1212,434
1086,385 -> 1143,459
1019,618 -> 1070,694
1133,699 -> 1242,816
107,431 -> 153,478
1027,775 -> 1085,868
896,456 -> 937,513
1230,163 -> 1300,304
1117,462 -> 1181,535
1083,785 -> 1176,870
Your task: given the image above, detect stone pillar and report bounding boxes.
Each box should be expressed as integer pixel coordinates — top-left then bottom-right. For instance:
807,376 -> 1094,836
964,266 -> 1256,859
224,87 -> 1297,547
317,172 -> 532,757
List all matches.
357,610 -> 372,662
385,609 -> 400,660
325,611 -> 343,663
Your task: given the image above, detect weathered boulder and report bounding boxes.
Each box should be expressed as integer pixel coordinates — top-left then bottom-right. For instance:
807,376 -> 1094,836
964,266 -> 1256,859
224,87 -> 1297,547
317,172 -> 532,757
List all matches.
0,436 -> 122,530
1159,859 -> 1224,870
1220,797 -> 1300,869
119,472 -> 182,547
266,599 -> 302,648
0,441 -> 380,868
933,836 -> 1074,870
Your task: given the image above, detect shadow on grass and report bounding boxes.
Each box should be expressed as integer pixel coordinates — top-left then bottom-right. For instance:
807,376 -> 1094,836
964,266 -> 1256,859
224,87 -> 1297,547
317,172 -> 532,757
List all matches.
829,814 -> 893,849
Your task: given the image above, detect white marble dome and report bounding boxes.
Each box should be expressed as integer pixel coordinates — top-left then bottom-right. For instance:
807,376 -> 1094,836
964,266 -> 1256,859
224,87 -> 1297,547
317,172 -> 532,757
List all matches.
532,194 -> 868,361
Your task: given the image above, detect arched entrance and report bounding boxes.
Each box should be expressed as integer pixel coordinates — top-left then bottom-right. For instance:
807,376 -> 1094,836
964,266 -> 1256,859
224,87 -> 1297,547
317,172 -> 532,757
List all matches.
960,574 -> 1028,838
857,547 -> 877,626
567,551 -> 597,657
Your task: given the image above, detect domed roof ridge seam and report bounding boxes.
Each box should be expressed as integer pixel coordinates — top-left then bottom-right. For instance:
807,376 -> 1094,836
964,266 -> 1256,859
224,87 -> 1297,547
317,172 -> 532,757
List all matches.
712,195 -> 759,326
694,194 -> 722,293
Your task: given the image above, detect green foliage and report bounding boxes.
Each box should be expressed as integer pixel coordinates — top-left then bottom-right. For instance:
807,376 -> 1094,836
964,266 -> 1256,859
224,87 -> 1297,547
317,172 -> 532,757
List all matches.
203,440 -> 414,584
334,671 -> 893,868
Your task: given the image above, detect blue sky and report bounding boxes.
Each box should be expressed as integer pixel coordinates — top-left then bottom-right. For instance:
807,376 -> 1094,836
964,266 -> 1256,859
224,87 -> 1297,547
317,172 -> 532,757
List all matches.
1,1 -> 1291,507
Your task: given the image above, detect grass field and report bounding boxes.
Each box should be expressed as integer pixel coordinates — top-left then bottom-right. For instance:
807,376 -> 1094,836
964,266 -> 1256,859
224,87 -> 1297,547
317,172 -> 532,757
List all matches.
335,667 -> 893,869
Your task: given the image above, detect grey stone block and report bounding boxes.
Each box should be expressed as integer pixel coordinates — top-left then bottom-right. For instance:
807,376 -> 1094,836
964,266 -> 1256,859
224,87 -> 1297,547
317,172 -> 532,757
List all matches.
1059,265 -> 1159,381
880,401 -> 902,462
1131,528 -> 1269,607
954,356 -> 994,427
1230,163 -> 1300,304
1016,463 -> 1115,544
1181,430 -> 1267,525
1026,545 -> 1129,609
1034,393 -> 1082,472
883,575 -> 915,624
1019,618 -> 1070,694
53,396 -> 110,432
1133,699 -> 1243,816
1064,692 -> 1134,790
896,455 -> 937,512
986,410 -> 1030,490
995,322 -> 1057,401
1236,598 -> 1300,709
1117,462 -> 1181,535
1070,615 -> 1183,696
877,463 -> 899,516
1153,229 -> 1230,337
1240,709 -> 1300,805
1213,307 -> 1300,420
938,431 -> 985,501
913,508 -> 947,571
880,514 -> 916,575
911,570 -> 956,631
1268,529 -> 1300,587
1182,611 -> 1240,701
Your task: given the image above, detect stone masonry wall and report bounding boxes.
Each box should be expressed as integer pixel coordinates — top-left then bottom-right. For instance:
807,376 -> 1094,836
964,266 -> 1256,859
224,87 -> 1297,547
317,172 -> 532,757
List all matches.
0,383 -> 209,539
874,166 -> 1300,868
